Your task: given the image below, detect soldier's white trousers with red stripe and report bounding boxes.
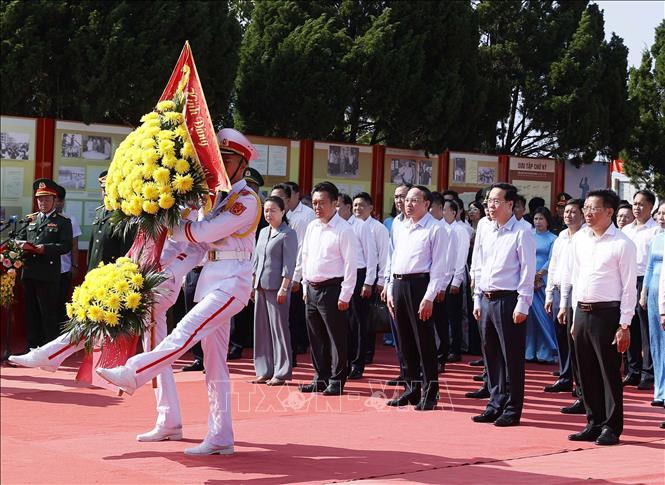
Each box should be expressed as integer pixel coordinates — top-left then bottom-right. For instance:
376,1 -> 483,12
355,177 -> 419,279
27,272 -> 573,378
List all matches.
124,288 -> 245,447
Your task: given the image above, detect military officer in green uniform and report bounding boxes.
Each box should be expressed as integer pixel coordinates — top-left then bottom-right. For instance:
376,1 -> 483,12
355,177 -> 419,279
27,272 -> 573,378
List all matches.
16,178 -> 73,347
87,171 -> 136,270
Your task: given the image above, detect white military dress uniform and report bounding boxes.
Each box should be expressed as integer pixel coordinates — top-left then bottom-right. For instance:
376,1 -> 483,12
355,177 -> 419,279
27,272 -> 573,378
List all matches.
106,179 -> 261,450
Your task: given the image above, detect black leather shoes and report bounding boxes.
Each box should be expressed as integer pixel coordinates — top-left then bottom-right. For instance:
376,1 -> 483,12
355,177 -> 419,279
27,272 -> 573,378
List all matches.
387,392 -> 420,407
386,376 -> 405,386
595,428 -> 620,446
568,427 -> 602,442
552,370 -> 560,377
299,382 -> 327,393
182,359 -> 204,372
544,379 -> 573,393
472,409 -> 500,423
472,374 -> 485,382
650,400 -> 664,407
227,346 -> 243,360
622,374 -> 640,386
348,368 -> 363,380
465,387 -> 490,399
468,358 -> 484,367
637,379 -> 654,391
560,399 -> 586,414
414,399 -> 437,411
494,415 -> 520,427
322,382 -> 343,396
446,353 -> 461,363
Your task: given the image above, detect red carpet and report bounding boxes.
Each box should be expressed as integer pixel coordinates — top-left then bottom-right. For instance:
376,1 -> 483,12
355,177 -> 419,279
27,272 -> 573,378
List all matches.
1,342 -> 663,484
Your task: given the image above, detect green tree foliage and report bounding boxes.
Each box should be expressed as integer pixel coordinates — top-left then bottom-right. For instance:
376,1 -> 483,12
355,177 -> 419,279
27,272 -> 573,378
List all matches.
234,0 -> 484,152
1,0 -> 241,126
622,20 -> 665,196
477,1 -> 632,163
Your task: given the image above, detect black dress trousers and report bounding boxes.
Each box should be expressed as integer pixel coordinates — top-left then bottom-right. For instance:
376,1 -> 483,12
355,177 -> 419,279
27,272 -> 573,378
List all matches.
393,276 -> 439,402
573,305 -> 624,435
348,268 -> 370,372
305,280 -> 349,387
479,292 -> 526,419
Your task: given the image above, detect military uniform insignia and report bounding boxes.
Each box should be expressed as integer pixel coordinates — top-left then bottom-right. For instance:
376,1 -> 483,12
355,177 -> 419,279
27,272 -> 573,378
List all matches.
229,201 -> 247,216
47,223 -> 58,227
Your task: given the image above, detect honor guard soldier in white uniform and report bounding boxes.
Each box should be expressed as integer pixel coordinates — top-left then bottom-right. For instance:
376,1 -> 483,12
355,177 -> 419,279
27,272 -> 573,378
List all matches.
97,128 -> 262,456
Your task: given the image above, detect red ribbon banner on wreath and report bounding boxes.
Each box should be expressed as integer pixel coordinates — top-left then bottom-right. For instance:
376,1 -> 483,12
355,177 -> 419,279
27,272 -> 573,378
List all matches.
159,41 -> 231,194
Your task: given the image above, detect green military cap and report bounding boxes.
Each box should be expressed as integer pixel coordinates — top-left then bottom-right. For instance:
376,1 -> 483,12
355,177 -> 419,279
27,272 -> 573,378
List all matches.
32,178 -> 59,197
243,167 -> 264,187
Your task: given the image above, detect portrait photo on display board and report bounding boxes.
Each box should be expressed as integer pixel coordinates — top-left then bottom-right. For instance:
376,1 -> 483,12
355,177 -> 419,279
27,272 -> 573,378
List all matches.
453,157 -> 466,183
58,166 -> 86,190
391,159 -> 417,184
61,133 -> 82,158
327,145 -> 360,177
0,132 -> 30,160
82,135 -> 112,160
477,166 -> 496,185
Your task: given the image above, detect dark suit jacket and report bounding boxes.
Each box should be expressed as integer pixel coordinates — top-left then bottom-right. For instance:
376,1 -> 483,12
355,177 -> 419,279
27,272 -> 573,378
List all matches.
252,222 -> 297,290
17,211 -> 72,282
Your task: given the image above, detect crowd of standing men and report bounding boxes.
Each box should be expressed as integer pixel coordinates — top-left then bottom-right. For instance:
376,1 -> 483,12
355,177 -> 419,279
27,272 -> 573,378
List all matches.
9,132 -> 664,452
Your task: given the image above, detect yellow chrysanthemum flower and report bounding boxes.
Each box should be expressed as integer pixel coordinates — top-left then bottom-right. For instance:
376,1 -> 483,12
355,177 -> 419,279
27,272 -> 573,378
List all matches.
105,293 -> 122,311
130,274 -> 144,289
158,192 -> 176,210
161,152 -> 177,169
163,111 -> 184,124
115,280 -> 130,293
142,200 -> 159,215
172,174 -> 194,194
124,292 -> 141,310
174,125 -> 188,141
174,159 -> 190,174
157,139 -> 175,156
181,141 -> 195,159
132,178 -> 144,194
88,305 -> 104,322
66,303 -> 74,319
141,148 -> 159,165
142,183 -> 160,200
103,311 -> 120,327
141,137 -> 156,149
75,307 -> 87,321
153,167 -> 171,185
157,100 -> 176,111
141,111 -> 160,122
157,130 -> 175,141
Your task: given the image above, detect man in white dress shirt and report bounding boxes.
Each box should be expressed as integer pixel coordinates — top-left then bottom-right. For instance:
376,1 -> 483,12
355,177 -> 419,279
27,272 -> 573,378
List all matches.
559,189 -> 636,446
352,192 -> 389,365
279,182 -> 316,358
621,189 -> 657,389
299,182 -> 356,395
54,184 -> 82,323
382,183 -> 412,385
387,185 -> 448,410
337,193 -> 377,379
472,183 -> 536,427
544,199 -> 586,414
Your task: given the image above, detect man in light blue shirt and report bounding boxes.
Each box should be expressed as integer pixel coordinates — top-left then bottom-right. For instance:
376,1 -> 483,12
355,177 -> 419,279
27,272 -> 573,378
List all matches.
472,183 -> 536,427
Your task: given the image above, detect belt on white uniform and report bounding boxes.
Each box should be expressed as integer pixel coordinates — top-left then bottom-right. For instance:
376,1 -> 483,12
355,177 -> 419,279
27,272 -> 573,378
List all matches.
208,250 -> 251,261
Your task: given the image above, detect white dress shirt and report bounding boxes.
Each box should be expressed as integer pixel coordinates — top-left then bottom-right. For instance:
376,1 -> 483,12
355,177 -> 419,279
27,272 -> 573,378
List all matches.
560,224 -> 637,326
367,217 -> 390,283
384,213 -> 407,286
545,227 -> 575,304
289,201 -> 316,282
449,220 -> 471,288
301,212 -> 357,302
348,215 -> 377,285
473,215 -> 536,315
470,216 -> 493,285
390,212 -> 448,302
60,212 -> 82,273
622,218 -> 659,276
